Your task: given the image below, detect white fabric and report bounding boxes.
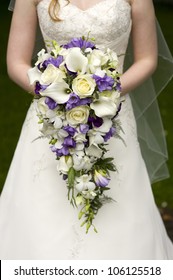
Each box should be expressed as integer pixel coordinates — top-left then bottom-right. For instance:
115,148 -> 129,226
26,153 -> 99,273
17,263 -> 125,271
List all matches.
0,0 -> 173,259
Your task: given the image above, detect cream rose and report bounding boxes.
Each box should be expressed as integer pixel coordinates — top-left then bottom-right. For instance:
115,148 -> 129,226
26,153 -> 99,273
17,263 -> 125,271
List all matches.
66,106 -> 89,126
87,49 -> 109,73
72,74 -> 96,98
41,64 -> 65,84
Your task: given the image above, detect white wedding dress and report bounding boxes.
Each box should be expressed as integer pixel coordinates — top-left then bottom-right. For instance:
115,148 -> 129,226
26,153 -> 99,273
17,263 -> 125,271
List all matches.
0,0 -> 173,259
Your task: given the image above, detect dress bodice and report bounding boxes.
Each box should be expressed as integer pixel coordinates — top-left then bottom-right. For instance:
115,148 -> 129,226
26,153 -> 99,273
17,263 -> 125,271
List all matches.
37,0 -> 132,71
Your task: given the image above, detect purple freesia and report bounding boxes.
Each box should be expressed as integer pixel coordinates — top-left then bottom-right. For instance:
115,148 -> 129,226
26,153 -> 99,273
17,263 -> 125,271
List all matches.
42,56 -> 63,69
79,124 -> 89,134
35,82 -> 48,95
94,170 -> 110,187
116,82 -> 122,92
63,125 -> 77,136
56,147 -> 70,156
66,93 -> 92,110
51,145 -> 70,156
78,97 -> 92,106
88,116 -> 103,128
45,97 -> 58,110
66,93 -> 80,110
63,37 -> 95,50
103,127 -> 116,142
63,136 -> 76,148
93,74 -> 114,92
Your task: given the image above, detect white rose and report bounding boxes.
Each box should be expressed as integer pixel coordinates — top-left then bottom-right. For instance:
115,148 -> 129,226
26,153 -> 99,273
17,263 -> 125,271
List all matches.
66,106 -> 89,126
87,49 -> 108,73
72,74 -> 96,98
41,64 -> 66,84
57,156 -> 73,174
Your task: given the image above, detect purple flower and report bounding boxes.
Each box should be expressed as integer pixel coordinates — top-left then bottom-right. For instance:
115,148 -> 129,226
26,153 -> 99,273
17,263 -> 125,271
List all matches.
45,97 -> 58,110
50,145 -> 57,153
103,127 -> 116,142
66,93 -> 80,110
66,93 -> 92,110
63,38 -> 95,50
79,124 -> 89,134
93,74 -> 114,92
63,125 -> 77,136
56,146 -> 70,156
116,82 -> 122,92
94,170 -> 110,187
35,82 -> 48,95
88,116 -> 103,128
42,56 -> 63,69
77,97 -> 92,106
63,136 -> 76,148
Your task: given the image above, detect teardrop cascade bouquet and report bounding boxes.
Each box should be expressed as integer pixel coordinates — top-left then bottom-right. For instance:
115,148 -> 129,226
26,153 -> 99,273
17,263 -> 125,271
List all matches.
28,36 -> 124,233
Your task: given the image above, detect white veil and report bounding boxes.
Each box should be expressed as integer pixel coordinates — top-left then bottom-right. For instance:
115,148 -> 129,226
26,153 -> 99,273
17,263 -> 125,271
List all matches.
8,0 -> 173,183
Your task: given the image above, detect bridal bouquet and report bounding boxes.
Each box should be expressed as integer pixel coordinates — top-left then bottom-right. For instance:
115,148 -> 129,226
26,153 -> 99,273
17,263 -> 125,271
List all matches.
28,36 -> 123,233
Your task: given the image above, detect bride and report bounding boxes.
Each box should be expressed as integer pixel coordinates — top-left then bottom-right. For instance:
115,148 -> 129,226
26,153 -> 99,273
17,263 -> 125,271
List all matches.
0,0 -> 173,259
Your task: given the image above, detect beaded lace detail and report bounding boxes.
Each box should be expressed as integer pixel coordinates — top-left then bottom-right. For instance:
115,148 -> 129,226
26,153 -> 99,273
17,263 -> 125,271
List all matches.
37,0 -> 131,69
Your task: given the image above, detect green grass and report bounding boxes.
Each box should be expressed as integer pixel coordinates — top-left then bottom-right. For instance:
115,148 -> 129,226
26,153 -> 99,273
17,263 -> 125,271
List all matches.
0,4 -> 173,208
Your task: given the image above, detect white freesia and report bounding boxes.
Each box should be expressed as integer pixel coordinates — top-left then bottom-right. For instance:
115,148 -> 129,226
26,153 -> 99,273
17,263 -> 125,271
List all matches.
94,69 -> 106,78
72,74 -> 96,98
37,97 -> 48,116
35,49 -> 51,66
106,48 -> 119,68
41,64 -> 66,84
82,190 -> 97,200
72,154 -> 93,171
72,154 -> 85,171
40,122 -> 57,136
74,133 -> 87,143
65,47 -> 88,74
75,174 -> 96,193
57,129 -> 69,138
88,131 -> 104,146
57,156 -> 73,174
53,117 -> 63,129
40,81 -> 71,104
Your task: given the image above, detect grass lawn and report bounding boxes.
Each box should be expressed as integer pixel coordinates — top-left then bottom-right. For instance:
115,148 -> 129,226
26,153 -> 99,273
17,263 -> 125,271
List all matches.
0,3 -> 173,209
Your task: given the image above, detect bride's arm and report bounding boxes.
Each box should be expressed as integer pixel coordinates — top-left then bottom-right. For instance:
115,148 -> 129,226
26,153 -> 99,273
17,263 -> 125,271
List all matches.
7,0 -> 38,94
121,0 -> 157,95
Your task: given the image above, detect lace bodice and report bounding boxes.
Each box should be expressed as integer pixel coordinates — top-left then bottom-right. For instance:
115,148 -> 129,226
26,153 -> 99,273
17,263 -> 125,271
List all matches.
37,0 -> 132,71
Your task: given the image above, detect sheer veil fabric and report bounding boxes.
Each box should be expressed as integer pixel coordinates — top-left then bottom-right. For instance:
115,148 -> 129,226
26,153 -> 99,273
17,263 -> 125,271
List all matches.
8,0 -> 173,183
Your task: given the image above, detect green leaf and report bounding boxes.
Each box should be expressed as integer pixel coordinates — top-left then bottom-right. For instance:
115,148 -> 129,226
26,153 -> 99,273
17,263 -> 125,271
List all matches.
68,167 -> 75,188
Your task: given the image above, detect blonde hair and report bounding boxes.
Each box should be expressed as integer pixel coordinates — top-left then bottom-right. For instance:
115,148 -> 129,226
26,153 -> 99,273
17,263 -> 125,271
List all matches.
48,0 -> 69,21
